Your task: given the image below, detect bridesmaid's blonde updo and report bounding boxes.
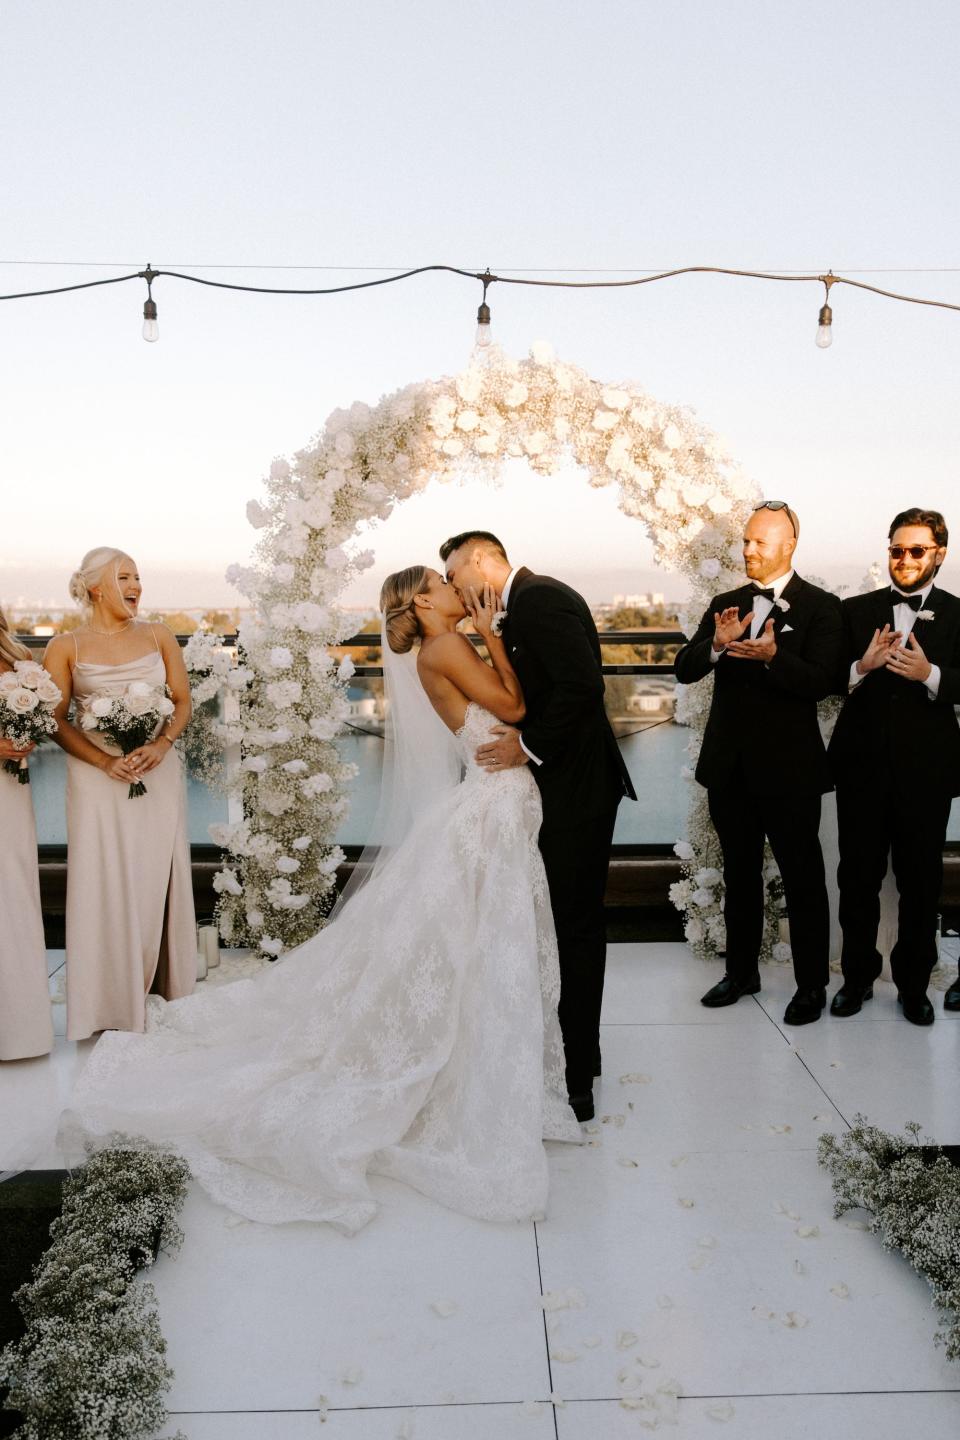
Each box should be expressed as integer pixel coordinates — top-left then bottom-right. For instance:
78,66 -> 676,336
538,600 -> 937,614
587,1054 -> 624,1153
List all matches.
68,547 -> 129,611
380,566 -> 430,654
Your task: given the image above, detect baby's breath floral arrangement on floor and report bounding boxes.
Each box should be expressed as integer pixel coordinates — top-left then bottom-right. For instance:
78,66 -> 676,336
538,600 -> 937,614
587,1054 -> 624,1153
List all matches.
0,1144 -> 190,1440
818,1119 -> 960,1361
217,343 -> 762,956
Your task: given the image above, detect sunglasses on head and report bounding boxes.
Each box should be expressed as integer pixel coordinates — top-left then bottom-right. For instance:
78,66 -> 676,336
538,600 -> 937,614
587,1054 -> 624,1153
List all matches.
752,500 -> 797,537
888,545 -> 938,560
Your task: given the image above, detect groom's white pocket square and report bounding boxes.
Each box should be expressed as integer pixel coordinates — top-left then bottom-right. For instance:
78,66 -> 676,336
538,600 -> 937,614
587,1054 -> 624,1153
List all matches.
781,623 -> 794,633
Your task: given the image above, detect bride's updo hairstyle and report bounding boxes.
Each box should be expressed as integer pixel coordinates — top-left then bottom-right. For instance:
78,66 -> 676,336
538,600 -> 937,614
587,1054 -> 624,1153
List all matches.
380,566 -> 430,654
68,547 -> 128,612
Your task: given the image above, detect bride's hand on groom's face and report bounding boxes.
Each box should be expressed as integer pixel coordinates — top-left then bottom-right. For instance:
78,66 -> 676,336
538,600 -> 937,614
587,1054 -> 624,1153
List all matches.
466,582 -> 503,639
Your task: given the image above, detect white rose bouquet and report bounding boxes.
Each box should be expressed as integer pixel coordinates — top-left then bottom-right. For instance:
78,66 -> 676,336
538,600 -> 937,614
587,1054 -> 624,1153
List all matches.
80,680 -> 175,798
0,660 -> 62,784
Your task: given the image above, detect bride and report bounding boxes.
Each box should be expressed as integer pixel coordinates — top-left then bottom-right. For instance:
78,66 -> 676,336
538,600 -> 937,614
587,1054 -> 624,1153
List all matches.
60,567 -> 581,1232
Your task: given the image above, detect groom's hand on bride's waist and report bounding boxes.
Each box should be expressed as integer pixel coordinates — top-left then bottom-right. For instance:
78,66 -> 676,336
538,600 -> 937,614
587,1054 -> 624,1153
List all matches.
476,724 -> 529,771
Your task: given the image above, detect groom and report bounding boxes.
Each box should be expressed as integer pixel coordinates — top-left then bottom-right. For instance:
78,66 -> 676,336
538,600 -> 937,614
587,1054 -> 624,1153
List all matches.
440,532 -> 636,1121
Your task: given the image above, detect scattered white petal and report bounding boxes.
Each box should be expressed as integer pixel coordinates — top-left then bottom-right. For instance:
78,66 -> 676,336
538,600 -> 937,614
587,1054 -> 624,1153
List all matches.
620,1072 -> 653,1084
519,1400 -> 545,1417
616,1330 -> 639,1349
677,1196 -> 695,1208
584,1123 -> 601,1135
582,1335 -> 603,1348
430,1299 -> 458,1318
689,1251 -> 710,1271
794,1260 -> 806,1276
752,1305 -> 777,1320
340,1367 -> 363,1386
795,1225 -> 820,1239
669,1155 -> 688,1168
769,1123 -> 793,1134
781,1311 -> 809,1328
549,1392 -> 566,1408
618,1157 -> 640,1168
317,1394 -> 328,1422
550,1348 -> 580,1364
541,1287 -> 586,1312
830,1283 -> 850,1300
707,1400 -> 736,1422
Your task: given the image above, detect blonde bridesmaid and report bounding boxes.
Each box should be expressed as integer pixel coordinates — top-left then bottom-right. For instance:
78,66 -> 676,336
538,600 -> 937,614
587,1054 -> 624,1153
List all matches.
44,548 -> 196,1040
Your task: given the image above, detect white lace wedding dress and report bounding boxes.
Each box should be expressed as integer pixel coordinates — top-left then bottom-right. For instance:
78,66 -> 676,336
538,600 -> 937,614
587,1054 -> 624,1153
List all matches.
60,701 -> 580,1231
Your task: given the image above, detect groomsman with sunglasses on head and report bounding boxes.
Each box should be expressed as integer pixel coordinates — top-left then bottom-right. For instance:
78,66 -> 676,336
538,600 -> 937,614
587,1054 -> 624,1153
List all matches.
828,507 -> 960,1023
675,501 -> 843,1024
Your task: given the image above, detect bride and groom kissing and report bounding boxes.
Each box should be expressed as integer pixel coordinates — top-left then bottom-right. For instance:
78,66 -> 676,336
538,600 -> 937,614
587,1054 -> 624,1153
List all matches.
62,531 -> 636,1231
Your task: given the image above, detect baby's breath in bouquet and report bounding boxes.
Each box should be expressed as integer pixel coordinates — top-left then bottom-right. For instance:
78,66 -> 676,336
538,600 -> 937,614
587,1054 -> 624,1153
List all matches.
80,680 -> 175,798
0,660 -> 62,783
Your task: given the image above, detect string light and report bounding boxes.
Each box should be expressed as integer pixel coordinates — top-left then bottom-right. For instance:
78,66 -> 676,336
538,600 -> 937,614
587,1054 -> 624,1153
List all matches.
475,269 -> 493,348
2,261 -> 960,352
141,264 -> 159,343
816,272 -> 835,349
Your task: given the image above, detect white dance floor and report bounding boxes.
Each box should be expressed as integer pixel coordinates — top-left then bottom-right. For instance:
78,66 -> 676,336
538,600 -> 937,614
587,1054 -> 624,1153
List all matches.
3,943 -> 959,1438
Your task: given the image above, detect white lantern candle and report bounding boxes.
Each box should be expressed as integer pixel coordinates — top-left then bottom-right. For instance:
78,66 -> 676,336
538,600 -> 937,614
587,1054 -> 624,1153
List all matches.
196,942 -> 208,981
200,923 -> 221,970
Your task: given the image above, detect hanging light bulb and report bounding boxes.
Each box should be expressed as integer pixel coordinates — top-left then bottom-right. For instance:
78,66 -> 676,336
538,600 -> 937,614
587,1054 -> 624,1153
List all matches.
140,263 -> 159,342
142,296 -> 159,343
475,298 -> 492,347
815,273 -> 835,349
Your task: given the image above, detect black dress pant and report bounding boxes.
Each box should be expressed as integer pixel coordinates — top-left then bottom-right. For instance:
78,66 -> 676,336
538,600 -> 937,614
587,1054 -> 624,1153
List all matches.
836,783 -> 951,998
538,796 -> 620,1097
707,773 -> 829,990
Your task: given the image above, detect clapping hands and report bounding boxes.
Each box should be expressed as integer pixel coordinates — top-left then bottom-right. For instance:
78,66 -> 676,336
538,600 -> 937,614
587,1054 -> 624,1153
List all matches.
713,607 -> 778,662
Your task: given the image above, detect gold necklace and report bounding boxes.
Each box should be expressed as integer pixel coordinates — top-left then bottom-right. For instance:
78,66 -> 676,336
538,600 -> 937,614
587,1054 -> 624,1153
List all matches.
86,618 -> 135,638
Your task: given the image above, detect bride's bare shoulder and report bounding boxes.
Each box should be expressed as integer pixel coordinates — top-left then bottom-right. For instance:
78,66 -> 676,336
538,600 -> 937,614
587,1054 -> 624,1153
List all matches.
418,632 -> 474,673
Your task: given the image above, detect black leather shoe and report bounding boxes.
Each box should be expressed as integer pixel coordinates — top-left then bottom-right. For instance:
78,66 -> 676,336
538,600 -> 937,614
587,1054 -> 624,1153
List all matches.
898,992 -> 935,1026
944,979 -> 960,1012
700,973 -> 761,1008
569,1090 -> 595,1123
830,983 -> 873,1018
783,987 -> 826,1025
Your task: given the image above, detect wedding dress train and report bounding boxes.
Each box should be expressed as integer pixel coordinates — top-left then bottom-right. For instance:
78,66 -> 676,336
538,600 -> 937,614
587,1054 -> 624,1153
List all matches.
60,702 -> 580,1231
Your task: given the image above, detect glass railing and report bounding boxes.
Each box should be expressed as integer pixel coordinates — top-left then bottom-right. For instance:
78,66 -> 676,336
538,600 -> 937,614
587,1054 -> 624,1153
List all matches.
17,632 -> 960,849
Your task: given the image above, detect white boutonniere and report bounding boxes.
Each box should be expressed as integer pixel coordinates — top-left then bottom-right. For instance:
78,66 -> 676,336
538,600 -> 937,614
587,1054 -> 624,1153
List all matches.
774,597 -> 790,613
916,609 -> 935,622
491,610 -> 508,637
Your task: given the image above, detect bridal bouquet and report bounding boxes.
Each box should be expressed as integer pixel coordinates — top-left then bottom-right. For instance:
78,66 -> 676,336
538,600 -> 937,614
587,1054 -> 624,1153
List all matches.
80,681 -> 175,798
0,660 -> 62,784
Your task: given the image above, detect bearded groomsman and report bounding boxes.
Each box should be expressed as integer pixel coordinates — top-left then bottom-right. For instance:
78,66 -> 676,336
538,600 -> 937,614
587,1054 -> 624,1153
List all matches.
828,508 -> 960,1024
675,502 -> 843,1024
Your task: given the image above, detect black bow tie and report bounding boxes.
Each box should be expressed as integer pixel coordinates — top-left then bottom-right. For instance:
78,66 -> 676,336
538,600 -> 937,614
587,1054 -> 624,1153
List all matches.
751,586 -> 776,602
891,589 -> 924,612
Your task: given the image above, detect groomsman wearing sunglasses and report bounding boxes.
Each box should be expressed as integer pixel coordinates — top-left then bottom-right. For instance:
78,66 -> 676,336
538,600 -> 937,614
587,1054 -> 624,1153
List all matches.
828,508 -> 960,1023
675,502 -> 843,1024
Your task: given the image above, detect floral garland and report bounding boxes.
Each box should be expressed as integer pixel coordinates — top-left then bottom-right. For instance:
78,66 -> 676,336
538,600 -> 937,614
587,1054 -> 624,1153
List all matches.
217,343 -> 763,956
0,1144 -> 190,1440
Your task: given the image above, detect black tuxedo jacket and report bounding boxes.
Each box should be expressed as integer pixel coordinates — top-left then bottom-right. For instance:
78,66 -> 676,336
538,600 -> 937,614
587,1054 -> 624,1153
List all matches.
828,583 -> 960,798
503,568 -> 636,826
674,573 -> 842,797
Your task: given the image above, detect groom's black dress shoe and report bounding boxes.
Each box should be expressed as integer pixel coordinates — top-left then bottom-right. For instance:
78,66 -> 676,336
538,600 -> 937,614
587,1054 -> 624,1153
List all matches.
898,992 -> 935,1026
569,1091 -> 595,1123
830,983 -> 873,1018
944,978 -> 960,1012
783,987 -> 826,1025
700,973 -> 761,1008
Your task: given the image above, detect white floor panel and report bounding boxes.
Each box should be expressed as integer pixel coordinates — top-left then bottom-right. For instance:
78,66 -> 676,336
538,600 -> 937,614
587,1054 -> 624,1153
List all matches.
536,1145 -> 959,1398
151,1181 -> 551,1413
555,1393 -> 960,1439
600,943 -> 771,1026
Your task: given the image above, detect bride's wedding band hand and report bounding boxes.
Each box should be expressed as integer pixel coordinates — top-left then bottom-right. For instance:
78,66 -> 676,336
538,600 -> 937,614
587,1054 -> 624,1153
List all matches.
466,582 -> 502,640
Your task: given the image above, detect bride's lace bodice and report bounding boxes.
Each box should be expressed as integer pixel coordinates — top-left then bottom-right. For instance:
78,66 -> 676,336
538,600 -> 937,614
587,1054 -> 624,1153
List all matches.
61,696 -> 580,1232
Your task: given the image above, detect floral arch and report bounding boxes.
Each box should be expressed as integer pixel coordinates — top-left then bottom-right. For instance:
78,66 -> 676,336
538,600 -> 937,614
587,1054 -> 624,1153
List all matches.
202,344 -> 773,959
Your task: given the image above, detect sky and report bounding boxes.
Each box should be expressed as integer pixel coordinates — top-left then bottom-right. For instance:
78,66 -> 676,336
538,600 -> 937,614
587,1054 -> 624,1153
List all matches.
2,0 -> 959,611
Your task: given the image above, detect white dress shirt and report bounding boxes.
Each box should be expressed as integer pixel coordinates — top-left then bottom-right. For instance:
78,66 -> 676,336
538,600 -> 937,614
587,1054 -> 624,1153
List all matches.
709,569 -> 794,662
848,582 -> 941,697
497,567 -> 542,765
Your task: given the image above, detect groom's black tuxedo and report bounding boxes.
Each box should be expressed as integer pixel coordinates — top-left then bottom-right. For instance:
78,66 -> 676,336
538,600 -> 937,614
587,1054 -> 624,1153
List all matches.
502,568 -> 635,1095
674,574 -> 842,988
828,583 -> 960,996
